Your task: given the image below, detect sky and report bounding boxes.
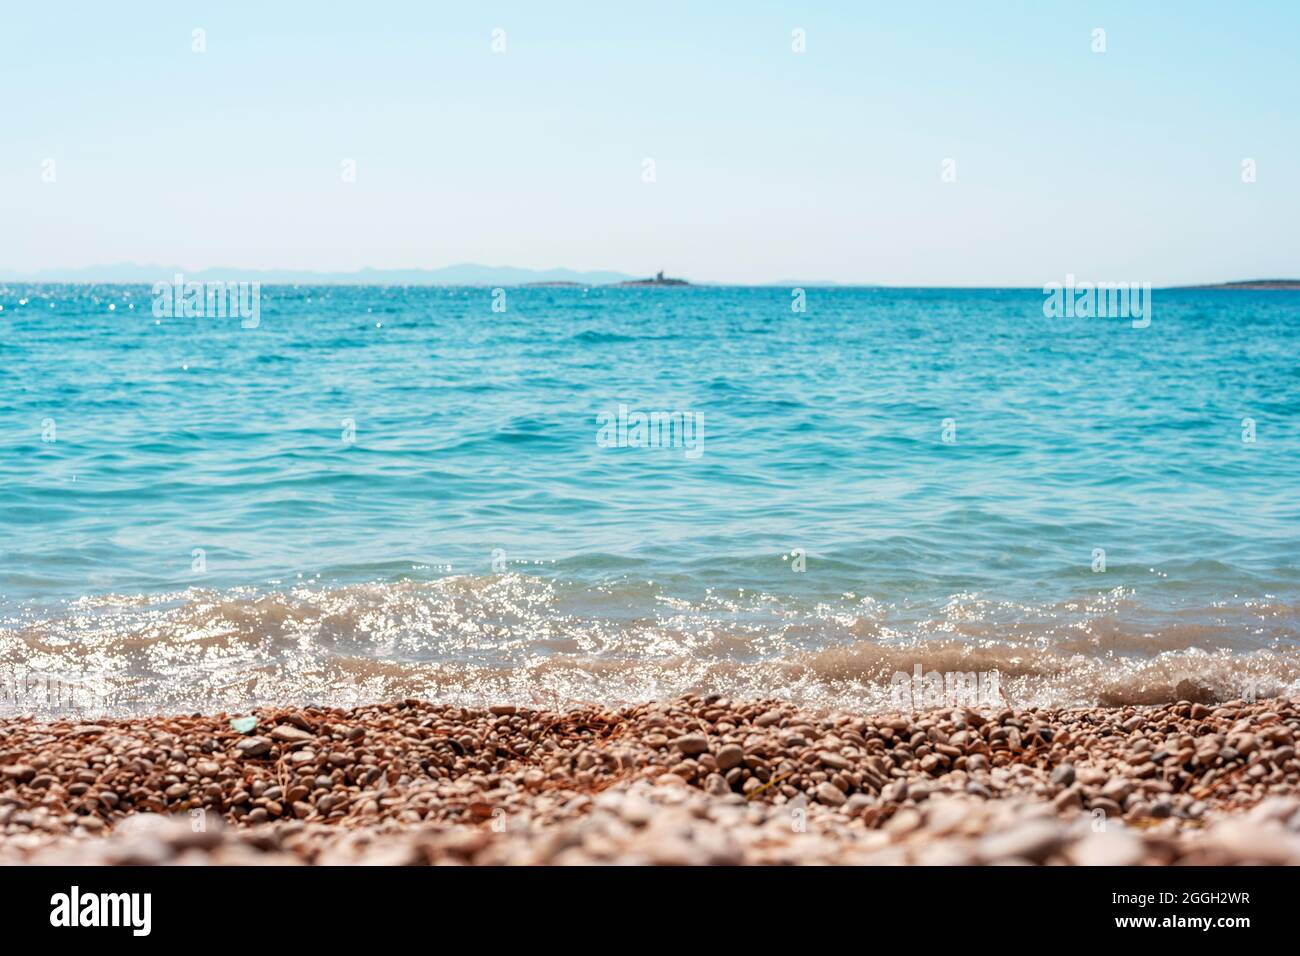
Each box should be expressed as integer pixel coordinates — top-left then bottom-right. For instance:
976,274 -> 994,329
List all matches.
2,1 -> 1297,285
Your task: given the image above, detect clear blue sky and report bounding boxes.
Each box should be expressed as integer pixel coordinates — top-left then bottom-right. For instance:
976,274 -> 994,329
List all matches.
2,2 -> 1296,285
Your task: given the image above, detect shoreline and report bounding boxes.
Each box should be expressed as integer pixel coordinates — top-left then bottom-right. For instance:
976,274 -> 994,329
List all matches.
2,695 -> 1298,865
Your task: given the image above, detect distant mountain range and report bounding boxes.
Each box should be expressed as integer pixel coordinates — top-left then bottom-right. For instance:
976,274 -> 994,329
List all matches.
0,263 -> 640,286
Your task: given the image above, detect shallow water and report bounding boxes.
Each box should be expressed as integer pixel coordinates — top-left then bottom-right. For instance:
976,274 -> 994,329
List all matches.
1,285 -> 1297,714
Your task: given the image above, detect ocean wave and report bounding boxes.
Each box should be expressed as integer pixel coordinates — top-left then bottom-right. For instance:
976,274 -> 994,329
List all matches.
1,576 -> 1296,717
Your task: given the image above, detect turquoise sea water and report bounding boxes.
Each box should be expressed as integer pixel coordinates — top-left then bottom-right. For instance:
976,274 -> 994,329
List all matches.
1,285 -> 1297,714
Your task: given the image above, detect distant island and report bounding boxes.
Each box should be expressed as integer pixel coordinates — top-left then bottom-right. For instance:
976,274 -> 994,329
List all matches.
1174,279 -> 1300,290
6,264 -> 1294,289
615,270 -> 690,287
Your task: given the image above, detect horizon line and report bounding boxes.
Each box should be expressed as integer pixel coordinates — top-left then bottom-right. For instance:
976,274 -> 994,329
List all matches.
4,261 -> 1299,292
4,281 -> 1298,291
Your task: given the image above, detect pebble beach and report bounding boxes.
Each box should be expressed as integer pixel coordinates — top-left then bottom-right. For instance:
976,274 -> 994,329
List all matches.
3,694 -> 1300,865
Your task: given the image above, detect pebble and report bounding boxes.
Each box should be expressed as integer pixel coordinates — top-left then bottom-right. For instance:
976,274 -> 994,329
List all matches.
0,693 -> 1295,867
672,734 -> 709,756
1069,832 -> 1146,867
715,745 -> 744,771
1100,778 -> 1134,802
1053,787 -> 1083,811
976,820 -> 1065,864
235,737 -> 272,758
815,782 -> 847,806
270,725 -> 315,744
818,752 -> 851,771
1049,763 -> 1075,787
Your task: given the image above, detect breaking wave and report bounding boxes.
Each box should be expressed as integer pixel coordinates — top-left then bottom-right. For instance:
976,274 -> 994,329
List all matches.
2,574 -> 1296,717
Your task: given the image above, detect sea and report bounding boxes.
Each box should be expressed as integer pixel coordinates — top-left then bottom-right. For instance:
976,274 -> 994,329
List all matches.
1,284 -> 1297,716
